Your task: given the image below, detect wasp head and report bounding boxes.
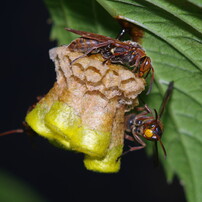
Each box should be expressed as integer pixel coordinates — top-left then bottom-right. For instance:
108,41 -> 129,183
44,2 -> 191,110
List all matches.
143,119 -> 163,141
143,112 -> 166,158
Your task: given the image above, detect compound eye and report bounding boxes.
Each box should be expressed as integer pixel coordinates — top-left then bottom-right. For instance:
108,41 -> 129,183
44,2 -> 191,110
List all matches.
144,129 -> 153,138
155,126 -> 163,137
125,114 -> 136,131
135,119 -> 142,126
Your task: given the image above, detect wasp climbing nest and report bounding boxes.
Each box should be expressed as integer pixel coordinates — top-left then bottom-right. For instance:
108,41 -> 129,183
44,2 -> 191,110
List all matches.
25,45 -> 145,173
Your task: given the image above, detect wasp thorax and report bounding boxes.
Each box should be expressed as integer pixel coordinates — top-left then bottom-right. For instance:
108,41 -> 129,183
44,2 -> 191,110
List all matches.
25,45 -> 146,173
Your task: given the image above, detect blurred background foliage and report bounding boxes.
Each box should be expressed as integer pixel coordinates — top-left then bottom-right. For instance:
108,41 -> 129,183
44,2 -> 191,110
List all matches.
0,170 -> 46,202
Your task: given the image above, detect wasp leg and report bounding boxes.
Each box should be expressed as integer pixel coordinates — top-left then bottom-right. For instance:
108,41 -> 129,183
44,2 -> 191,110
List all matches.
125,133 -> 135,141
116,28 -> 126,40
118,134 -> 146,160
102,58 -> 111,65
0,129 -> 24,137
136,107 -> 147,112
136,104 -> 152,113
70,54 -> 89,64
102,49 -> 129,65
130,55 -> 142,73
146,66 -> 154,95
122,134 -> 146,155
143,104 -> 153,114
135,109 -> 150,117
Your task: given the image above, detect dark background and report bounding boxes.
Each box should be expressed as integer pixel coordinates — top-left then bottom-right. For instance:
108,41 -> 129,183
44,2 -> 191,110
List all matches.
0,1 -> 186,202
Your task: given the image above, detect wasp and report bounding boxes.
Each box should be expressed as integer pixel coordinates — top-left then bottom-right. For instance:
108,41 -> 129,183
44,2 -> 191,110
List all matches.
122,81 -> 174,158
65,28 -> 154,94
0,122 -> 36,137
0,96 -> 43,138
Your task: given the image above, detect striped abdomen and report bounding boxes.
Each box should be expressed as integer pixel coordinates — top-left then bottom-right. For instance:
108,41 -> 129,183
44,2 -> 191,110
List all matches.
68,37 -> 101,53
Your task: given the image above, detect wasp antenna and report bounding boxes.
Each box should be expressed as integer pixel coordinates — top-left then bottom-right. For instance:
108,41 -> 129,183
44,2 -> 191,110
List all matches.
159,139 -> 167,159
116,149 -> 131,162
153,141 -> 159,166
146,66 -> 154,95
153,109 -> 159,121
0,129 -> 24,137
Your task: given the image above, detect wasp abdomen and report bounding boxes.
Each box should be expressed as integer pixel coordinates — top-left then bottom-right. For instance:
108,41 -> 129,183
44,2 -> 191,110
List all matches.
68,37 -> 100,53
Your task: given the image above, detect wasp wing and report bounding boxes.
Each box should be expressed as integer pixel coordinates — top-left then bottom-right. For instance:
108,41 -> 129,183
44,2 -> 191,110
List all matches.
65,28 -> 116,42
65,27 -> 132,49
158,81 -> 174,118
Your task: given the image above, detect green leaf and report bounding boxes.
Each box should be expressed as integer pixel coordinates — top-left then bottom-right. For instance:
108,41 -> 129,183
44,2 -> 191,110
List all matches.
44,1 -> 202,202
98,0 -> 202,70
0,170 -> 46,202
96,1 -> 202,202
145,0 -> 202,33
44,0 -> 120,44
187,0 -> 202,8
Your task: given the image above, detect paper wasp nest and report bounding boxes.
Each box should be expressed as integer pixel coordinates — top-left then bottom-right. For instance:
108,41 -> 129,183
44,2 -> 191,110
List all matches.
25,45 -> 145,173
